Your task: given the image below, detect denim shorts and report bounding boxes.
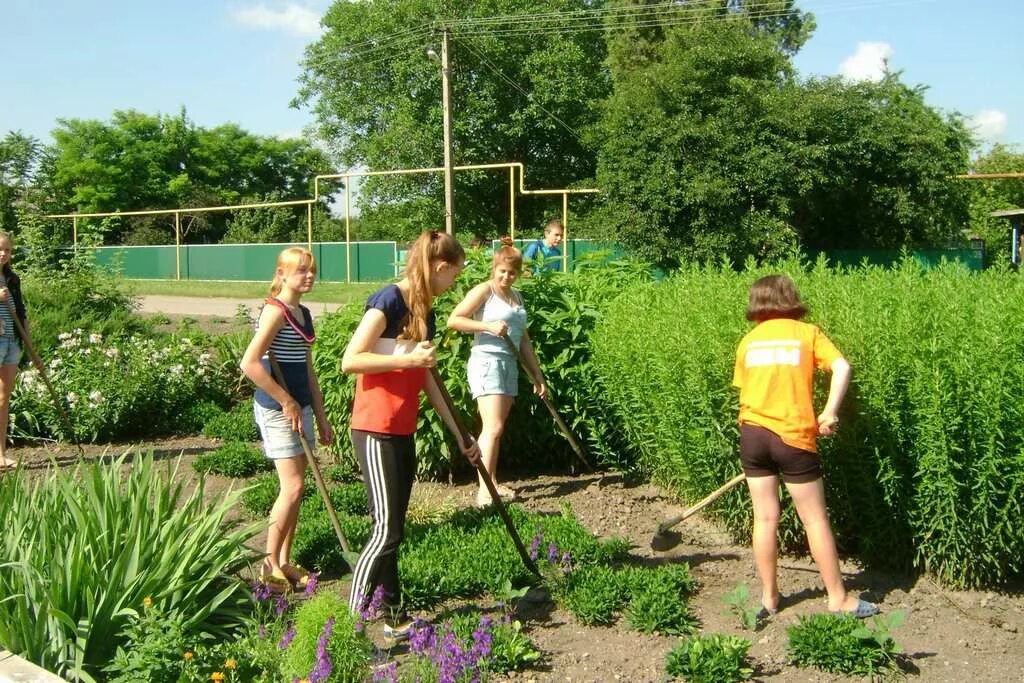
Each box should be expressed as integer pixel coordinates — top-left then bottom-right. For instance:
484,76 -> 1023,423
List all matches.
467,353 -> 519,399
0,336 -> 21,366
253,402 -> 314,460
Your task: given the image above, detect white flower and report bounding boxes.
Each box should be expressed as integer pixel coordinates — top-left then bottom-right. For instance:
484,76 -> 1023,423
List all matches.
105,348 -> 119,358
58,332 -> 72,342
50,358 -> 62,369
198,352 -> 212,364
73,328 -> 83,335
88,389 -> 103,403
169,364 -> 184,376
61,337 -> 80,349
88,333 -> 102,344
66,392 -> 78,406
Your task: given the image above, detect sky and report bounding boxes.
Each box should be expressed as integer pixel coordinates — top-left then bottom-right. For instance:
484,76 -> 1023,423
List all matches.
1,0 -> 1021,156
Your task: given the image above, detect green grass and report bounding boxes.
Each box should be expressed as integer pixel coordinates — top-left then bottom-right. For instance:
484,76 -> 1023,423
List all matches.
124,279 -> 379,304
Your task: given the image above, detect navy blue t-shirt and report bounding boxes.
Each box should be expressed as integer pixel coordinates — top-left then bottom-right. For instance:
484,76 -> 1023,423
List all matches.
366,284 -> 436,340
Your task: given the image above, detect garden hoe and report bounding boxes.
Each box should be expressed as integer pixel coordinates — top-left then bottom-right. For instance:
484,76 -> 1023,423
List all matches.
650,472 -> 746,552
4,297 -> 83,458
428,366 -> 541,578
267,350 -> 360,571
500,333 -> 594,475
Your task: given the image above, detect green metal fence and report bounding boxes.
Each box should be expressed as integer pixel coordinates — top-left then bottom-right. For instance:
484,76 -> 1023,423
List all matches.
806,248 -> 984,271
89,241 -> 398,282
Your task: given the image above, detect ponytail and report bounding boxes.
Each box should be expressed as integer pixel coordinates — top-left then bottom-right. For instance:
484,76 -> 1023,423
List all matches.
401,230 -> 465,340
269,247 -> 316,298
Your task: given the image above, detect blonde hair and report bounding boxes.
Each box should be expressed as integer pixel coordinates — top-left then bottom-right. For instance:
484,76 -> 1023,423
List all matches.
402,230 -> 465,340
746,274 -> 808,321
269,247 -> 317,298
492,236 -> 523,274
544,219 -> 563,234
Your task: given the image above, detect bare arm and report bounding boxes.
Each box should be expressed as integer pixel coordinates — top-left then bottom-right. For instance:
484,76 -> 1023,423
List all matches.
446,282 -> 505,336
341,308 -> 435,374
239,305 -> 294,408
817,357 -> 851,435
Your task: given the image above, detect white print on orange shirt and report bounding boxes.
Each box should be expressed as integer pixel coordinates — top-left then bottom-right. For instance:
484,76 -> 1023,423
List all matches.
745,339 -> 801,368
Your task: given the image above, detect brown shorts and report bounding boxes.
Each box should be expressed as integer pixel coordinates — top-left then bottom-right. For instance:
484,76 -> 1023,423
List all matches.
739,423 -> 821,483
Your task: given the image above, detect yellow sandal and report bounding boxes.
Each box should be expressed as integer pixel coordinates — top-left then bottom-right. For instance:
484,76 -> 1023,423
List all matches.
281,563 -> 311,590
258,568 -> 293,594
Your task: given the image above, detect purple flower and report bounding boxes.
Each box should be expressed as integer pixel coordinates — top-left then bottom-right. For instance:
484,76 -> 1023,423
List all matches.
257,623 -> 267,639
303,571 -> 320,598
560,551 -> 573,572
278,621 -> 295,649
528,532 -> 543,561
371,661 -> 398,682
469,615 -> 494,663
274,593 -> 289,617
547,542 -> 558,563
251,580 -> 272,602
408,619 -> 435,655
308,616 -> 335,682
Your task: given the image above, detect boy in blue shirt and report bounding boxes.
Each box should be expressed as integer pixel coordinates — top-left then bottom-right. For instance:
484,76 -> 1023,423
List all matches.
523,219 -> 564,272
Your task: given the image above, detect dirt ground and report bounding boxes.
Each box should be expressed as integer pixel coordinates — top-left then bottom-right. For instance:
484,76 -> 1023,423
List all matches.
10,438 -> 1023,682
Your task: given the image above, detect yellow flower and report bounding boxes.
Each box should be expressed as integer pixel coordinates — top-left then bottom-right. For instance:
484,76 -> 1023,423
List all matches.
143,596 -> 152,609
210,673 -> 224,682
183,651 -> 194,662
224,658 -> 237,670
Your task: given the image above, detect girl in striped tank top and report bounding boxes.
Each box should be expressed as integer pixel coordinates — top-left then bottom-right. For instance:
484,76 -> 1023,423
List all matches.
0,232 -> 27,472
241,247 -> 333,593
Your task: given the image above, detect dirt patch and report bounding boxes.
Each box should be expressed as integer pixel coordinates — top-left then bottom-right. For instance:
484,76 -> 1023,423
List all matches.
9,440 -> 1022,682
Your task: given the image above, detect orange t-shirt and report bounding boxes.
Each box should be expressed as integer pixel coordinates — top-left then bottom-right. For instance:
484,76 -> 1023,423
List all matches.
732,318 -> 843,453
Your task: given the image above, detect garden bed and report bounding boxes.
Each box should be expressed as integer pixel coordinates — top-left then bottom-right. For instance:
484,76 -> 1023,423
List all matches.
8,438 -> 1022,682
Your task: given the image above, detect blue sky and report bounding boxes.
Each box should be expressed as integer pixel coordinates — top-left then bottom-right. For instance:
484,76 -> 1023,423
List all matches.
2,0 -> 1021,155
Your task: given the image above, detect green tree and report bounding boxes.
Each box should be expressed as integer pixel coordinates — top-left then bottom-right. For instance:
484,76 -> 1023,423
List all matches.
45,110 -> 332,243
966,144 -> 1024,266
0,131 -> 43,233
592,0 -> 970,267
295,0 -> 610,241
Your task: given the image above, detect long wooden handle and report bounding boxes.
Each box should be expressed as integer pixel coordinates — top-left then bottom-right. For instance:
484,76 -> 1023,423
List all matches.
4,296 -> 82,454
428,366 -> 540,577
266,351 -> 351,555
501,332 -> 593,472
656,473 -> 747,533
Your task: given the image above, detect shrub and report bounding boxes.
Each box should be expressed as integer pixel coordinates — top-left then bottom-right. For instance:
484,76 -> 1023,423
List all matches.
786,612 -> 902,678
10,331 -> 232,442
193,442 -> 270,478
625,566 -> 699,636
665,634 -> 753,683
203,402 -> 260,442
0,452 -> 261,681
280,592 -> 373,683
592,258 -> 1024,586
562,566 -> 630,625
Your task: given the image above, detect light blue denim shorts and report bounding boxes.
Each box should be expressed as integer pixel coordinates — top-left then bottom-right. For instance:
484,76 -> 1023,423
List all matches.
0,336 -> 21,366
253,402 -> 314,460
467,353 -> 519,399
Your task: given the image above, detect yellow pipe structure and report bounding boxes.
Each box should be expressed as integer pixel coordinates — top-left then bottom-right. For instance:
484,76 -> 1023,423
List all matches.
174,212 -> 181,281
562,192 -> 569,272
344,181 -> 352,284
48,197 -> 316,220
509,166 -> 516,239
306,202 -> 313,251
955,173 -> 1024,180
72,216 -> 78,251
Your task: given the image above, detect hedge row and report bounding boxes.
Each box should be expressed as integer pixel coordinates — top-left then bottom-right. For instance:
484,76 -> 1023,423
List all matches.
590,258 -> 1024,587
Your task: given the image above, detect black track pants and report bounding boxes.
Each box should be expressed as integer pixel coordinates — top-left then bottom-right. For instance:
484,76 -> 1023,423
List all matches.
348,429 -> 416,614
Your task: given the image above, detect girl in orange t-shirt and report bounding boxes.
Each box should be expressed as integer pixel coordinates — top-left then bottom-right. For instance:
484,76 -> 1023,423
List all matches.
341,230 -> 480,641
733,275 -> 878,620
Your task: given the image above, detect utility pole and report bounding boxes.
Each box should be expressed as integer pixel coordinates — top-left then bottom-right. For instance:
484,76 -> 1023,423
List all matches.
440,28 -> 455,234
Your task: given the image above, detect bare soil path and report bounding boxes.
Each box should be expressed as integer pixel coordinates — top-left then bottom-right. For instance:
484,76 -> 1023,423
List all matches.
10,439 -> 1023,682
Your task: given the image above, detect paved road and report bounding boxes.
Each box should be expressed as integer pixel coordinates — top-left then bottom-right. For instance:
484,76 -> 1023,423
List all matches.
138,295 -> 345,319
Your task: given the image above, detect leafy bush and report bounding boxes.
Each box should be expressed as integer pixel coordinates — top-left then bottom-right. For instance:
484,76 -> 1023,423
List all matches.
10,331 -> 232,442
312,249 -> 654,478
562,565 -> 630,625
193,442 -> 270,478
0,452 -> 261,681
280,592 -> 373,683
592,258 -> 1024,586
203,402 -> 260,442
20,256 -> 151,356
625,565 -> 699,635
786,611 -> 903,678
665,634 -> 753,683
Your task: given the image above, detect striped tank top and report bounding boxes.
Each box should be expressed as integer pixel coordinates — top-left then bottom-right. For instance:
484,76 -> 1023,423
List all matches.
0,275 -> 14,338
254,298 -> 315,410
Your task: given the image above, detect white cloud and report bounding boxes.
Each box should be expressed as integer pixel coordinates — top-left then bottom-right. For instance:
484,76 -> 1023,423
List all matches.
969,109 -> 1008,142
274,129 -> 304,140
839,42 -> 893,83
231,3 -> 322,37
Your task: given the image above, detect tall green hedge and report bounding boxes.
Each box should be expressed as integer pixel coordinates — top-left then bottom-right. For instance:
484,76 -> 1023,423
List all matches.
312,249 -> 652,478
591,259 -> 1024,587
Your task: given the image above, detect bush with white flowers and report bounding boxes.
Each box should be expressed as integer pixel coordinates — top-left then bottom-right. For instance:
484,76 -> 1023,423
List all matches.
12,329 -> 233,441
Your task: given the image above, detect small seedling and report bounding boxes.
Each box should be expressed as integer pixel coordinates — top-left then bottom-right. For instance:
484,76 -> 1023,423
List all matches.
722,582 -> 761,630
494,577 -> 530,616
